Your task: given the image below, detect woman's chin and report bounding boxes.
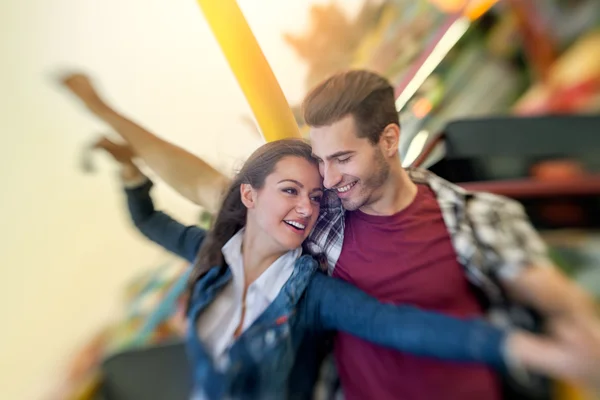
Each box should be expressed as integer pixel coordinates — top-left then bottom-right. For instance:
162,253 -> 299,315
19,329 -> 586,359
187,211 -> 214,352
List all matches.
276,234 -> 305,252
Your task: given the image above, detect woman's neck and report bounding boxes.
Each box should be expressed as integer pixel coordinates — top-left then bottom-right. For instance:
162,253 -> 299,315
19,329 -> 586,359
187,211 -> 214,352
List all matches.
240,223 -> 287,286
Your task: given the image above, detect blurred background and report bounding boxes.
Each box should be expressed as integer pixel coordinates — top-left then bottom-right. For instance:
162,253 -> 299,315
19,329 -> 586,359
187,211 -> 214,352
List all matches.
0,0 -> 598,399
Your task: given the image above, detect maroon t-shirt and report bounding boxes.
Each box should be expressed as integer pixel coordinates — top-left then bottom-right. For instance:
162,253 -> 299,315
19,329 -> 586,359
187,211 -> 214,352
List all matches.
333,184 -> 501,400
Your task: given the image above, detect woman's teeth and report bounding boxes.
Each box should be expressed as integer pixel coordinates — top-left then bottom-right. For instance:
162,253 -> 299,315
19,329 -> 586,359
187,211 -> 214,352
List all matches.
285,220 -> 305,230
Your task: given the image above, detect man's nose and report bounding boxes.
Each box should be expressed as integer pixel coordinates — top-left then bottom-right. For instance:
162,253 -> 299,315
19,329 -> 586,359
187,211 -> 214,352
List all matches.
322,163 -> 342,189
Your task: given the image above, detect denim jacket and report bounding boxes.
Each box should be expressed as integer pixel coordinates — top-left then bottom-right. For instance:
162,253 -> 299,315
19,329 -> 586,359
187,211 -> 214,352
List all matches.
126,179 -> 509,399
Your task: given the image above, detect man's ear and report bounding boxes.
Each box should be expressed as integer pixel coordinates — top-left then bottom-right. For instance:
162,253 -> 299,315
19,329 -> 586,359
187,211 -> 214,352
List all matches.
379,123 -> 400,157
240,183 -> 256,209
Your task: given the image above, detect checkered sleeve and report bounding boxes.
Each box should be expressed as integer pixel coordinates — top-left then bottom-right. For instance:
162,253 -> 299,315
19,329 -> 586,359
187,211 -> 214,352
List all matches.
469,194 -> 553,281
305,190 -> 345,276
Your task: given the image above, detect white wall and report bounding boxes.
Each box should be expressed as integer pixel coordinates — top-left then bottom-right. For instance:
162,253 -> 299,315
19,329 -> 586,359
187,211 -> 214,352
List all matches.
0,0 -> 366,398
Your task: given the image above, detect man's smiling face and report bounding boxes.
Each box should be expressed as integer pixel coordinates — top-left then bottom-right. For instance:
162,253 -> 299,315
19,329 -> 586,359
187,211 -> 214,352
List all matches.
310,115 -> 390,211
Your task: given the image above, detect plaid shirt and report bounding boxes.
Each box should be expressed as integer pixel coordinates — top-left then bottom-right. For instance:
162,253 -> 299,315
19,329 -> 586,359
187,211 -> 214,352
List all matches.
305,168 -> 553,399
305,167 -> 551,327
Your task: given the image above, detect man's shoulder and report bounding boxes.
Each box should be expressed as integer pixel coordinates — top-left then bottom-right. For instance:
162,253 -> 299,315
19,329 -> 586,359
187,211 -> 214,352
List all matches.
304,192 -> 346,275
408,168 -> 523,214
309,196 -> 345,243
463,188 -> 526,219
311,190 -> 345,237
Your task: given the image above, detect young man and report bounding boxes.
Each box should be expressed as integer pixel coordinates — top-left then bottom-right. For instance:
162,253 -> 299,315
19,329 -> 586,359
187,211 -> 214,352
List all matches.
60,72 -> 600,399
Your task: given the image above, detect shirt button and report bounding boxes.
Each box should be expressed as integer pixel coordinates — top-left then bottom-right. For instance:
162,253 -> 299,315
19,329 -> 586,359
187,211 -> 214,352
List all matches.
265,330 -> 276,345
217,355 -> 231,370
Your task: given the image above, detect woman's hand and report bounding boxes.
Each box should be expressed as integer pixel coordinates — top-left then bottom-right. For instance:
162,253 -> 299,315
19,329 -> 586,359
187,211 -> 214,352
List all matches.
92,136 -> 144,182
92,136 -> 135,165
61,73 -> 111,116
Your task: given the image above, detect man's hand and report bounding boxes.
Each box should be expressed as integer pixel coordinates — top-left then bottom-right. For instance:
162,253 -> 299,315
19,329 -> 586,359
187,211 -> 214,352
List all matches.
507,328 -> 600,394
548,315 -> 600,393
61,73 -> 109,115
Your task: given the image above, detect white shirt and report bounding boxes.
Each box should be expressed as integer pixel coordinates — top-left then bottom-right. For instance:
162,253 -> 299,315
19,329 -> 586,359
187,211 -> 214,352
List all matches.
196,228 -> 301,370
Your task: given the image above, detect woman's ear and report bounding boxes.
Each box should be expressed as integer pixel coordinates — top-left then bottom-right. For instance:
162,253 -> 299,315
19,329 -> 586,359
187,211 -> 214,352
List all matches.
240,183 -> 256,209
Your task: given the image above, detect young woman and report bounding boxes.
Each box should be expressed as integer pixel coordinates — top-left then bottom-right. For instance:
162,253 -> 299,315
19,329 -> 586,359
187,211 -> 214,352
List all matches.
87,135 -> 596,399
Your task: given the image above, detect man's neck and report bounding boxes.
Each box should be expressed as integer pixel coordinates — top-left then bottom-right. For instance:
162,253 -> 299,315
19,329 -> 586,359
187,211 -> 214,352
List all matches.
359,164 -> 418,216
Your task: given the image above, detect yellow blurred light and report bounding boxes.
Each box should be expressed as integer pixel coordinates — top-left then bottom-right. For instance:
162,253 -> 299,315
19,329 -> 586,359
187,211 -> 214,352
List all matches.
413,98 -> 433,118
427,0 -> 498,20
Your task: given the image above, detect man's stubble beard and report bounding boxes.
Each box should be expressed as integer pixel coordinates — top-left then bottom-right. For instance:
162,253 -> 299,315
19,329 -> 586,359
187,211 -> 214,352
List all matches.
341,148 -> 390,211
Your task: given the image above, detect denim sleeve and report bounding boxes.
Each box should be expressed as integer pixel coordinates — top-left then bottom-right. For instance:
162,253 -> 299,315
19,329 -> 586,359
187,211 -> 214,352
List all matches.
305,272 -> 508,370
125,179 -> 206,263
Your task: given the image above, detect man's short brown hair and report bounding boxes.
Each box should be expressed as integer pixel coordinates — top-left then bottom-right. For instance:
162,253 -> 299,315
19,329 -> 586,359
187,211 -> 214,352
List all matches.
302,70 -> 399,144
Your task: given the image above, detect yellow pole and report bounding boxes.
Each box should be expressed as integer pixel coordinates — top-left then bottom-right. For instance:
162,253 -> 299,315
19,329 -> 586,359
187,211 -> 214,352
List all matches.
196,0 -> 301,142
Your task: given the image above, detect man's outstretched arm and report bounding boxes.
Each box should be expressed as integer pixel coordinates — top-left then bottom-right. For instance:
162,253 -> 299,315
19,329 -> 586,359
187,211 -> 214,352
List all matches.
61,73 -> 230,213
488,199 -> 598,319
